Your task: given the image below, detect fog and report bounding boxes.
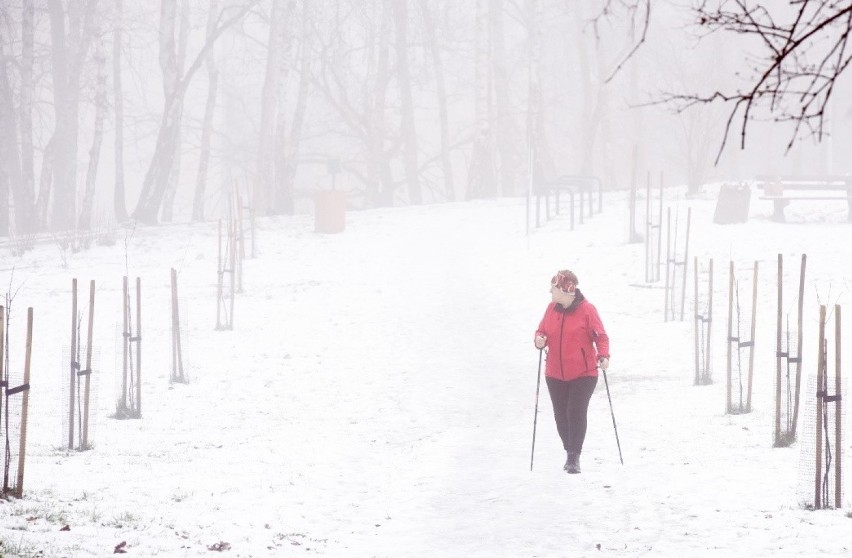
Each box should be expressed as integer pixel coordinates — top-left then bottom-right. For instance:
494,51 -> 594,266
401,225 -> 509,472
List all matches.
1,1 -> 850,233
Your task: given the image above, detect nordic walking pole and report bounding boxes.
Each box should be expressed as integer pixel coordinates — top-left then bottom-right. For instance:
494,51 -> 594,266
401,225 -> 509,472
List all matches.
602,369 -> 624,465
530,349 -> 544,471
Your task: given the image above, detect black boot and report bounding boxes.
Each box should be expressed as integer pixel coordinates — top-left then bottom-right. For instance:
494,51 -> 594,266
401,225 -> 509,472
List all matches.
565,452 -> 581,474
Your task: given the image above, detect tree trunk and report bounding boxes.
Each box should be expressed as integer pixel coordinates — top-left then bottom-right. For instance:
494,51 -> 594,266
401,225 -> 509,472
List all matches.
133,1 -> 255,224
467,0 -> 495,199
492,0 -> 516,197
526,0 -> 550,180
393,0 -> 421,204
78,27 -> 107,232
272,0 -> 298,215
113,0 -> 128,223
275,0 -> 312,216
19,0 -> 36,232
0,53 -> 22,236
46,0 -> 98,232
131,0 -> 178,224
193,0 -> 220,222
418,0 -> 454,201
255,0 -> 289,216
161,0 -> 190,223
364,0 -> 392,207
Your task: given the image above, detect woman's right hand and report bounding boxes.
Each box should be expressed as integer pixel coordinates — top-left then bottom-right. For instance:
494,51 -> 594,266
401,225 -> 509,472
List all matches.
534,335 -> 547,349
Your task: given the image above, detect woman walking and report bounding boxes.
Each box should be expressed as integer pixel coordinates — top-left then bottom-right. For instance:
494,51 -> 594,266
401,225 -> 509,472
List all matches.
534,270 -> 610,474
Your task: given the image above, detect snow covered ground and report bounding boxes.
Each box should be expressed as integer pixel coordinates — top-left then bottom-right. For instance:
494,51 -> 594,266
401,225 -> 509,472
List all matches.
1,186 -> 851,557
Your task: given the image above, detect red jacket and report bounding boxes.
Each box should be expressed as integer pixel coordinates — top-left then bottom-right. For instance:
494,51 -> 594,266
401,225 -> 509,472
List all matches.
535,291 -> 609,381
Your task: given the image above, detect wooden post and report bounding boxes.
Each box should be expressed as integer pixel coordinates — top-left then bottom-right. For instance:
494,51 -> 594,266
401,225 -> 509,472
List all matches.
216,220 -> 223,329
69,278 -> 77,449
628,144 -> 639,243
726,261 -> 734,414
834,305 -> 842,509
122,276 -> 128,413
171,268 -> 185,382
775,254 -> 783,446
136,277 -> 142,417
679,208 -> 691,321
694,256 -> 700,384
82,280 -> 95,449
706,259 -> 713,381
644,173 -> 649,281
791,254 -> 807,439
0,306 -> 4,430
664,208 -> 671,321
15,307 -> 33,498
656,172 -> 663,282
815,304 -> 826,509
746,261 -> 758,413
229,219 -> 236,329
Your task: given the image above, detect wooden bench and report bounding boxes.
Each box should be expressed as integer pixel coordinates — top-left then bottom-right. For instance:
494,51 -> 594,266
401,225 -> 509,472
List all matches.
754,175 -> 852,222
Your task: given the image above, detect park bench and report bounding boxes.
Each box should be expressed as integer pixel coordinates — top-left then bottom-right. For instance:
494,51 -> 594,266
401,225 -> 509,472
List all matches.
754,175 -> 852,222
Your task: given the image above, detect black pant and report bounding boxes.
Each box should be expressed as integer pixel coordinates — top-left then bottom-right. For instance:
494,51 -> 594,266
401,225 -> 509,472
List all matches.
545,375 -> 598,454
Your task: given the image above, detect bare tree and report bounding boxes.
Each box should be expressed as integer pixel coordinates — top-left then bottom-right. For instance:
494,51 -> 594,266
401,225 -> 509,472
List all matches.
605,1 -> 852,159
132,1 -> 256,224
467,0 -> 495,199
193,0 -> 220,222
255,0 -> 298,216
45,0 -> 100,232
418,0 -> 455,201
112,0 -> 128,223
273,0 -> 312,216
78,22 -> 108,232
160,0 -> 190,223
393,0 -> 422,204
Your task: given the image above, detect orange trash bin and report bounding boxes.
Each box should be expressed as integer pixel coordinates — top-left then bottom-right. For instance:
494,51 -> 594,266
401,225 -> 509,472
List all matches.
314,190 -> 346,233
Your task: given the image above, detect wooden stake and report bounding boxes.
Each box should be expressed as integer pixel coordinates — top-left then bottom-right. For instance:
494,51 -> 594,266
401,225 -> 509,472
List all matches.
82,280 -> 94,449
656,172 -> 663,282
746,261 -> 758,412
69,278 -> 77,449
171,268 -> 185,382
664,208 -> 671,321
121,276 -> 128,413
834,305 -> 842,509
216,220 -> 223,329
706,259 -> 714,381
0,306 -> 4,437
229,219 -> 236,329
679,208 -> 691,321
775,254 -> 782,446
645,172 -> 651,282
791,254 -> 807,439
815,304 -> 826,509
694,256 -> 700,384
726,261 -> 734,414
136,277 -> 142,417
15,307 -> 33,498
